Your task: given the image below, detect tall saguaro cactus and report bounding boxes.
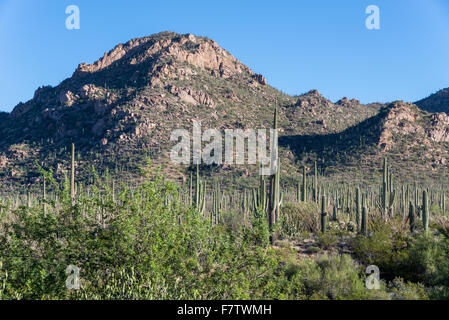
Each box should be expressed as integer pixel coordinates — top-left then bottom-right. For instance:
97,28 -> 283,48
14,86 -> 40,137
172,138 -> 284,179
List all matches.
301,166 -> 307,202
314,161 -> 318,203
442,192 -> 446,215
267,107 -> 283,244
194,164 -> 206,215
408,201 -> 415,233
212,180 -> 222,224
361,205 -> 367,236
43,176 -> 47,215
189,171 -> 193,206
320,195 -> 327,233
71,143 -> 76,206
195,164 -> 200,208
332,206 -> 337,221
422,190 -> 429,232
296,180 -> 301,202
253,176 -> 268,214
355,187 -> 361,230
381,158 -> 395,220
414,182 -> 420,217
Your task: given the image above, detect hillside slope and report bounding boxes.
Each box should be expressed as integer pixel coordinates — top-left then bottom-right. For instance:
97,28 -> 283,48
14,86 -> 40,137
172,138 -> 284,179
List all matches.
416,87 -> 449,114
281,101 -> 449,182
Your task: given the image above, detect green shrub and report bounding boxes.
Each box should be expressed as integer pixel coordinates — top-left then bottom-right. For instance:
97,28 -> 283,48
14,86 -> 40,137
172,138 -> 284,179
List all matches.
0,175 -> 283,299
290,254 -> 389,300
280,202 -> 320,238
407,233 -> 449,289
316,232 -> 338,250
351,217 -> 412,281
388,277 -> 429,300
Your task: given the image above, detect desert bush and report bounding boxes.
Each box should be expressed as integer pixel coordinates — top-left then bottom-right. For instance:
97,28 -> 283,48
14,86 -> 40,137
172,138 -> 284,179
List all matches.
406,233 -> 449,290
280,202 -> 320,238
316,232 -> 339,250
351,217 -> 412,281
352,214 -> 449,291
388,277 -> 428,300
0,174 -> 283,299
288,254 -> 389,300
433,215 -> 449,237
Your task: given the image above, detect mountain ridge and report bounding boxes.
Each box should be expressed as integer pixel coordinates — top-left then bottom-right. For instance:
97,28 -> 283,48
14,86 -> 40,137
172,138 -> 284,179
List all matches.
415,87 -> 449,114
0,31 -> 448,189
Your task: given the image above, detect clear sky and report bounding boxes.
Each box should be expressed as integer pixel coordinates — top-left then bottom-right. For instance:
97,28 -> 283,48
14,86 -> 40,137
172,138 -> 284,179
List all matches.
1,0 -> 449,112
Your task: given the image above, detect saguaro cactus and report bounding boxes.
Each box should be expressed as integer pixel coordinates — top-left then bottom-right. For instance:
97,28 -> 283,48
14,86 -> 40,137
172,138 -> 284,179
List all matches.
381,158 -> 395,220
408,201 -> 415,233
355,187 -> 361,230
43,176 -> 47,215
314,161 -> 318,203
401,185 -> 406,218
415,182 -> 420,217
422,190 -> 429,232
199,181 -> 206,216
268,108 -> 277,229
361,205 -> 367,236
267,107 -> 283,226
442,192 -> 446,215
332,206 -> 337,221
296,180 -> 301,202
195,164 -> 200,208
71,143 -> 76,206
212,180 -> 222,224
321,195 -> 327,233
301,166 -> 307,202
253,173 -> 268,214
273,161 -> 283,223
189,171 -> 193,206
194,164 -> 206,215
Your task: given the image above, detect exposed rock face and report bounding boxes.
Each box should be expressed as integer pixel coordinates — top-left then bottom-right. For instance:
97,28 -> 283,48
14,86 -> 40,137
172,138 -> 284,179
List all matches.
295,90 -> 332,110
428,112 -> 449,142
254,73 -> 266,85
59,90 -> 76,106
336,97 -> 360,107
74,32 -> 252,80
375,101 -> 449,165
168,85 -> 215,107
378,102 -> 421,150
74,36 -> 155,74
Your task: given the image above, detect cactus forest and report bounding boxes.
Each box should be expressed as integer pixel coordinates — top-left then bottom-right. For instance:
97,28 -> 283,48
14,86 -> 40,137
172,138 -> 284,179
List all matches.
1,105 -> 449,300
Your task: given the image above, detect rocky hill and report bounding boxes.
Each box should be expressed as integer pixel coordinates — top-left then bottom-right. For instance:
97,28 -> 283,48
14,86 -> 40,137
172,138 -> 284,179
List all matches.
416,87 -> 449,114
281,101 -> 449,182
0,31 -> 380,188
0,31 -> 446,189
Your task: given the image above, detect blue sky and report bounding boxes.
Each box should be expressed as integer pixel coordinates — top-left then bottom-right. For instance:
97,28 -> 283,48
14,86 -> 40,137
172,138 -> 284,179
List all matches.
0,0 -> 449,112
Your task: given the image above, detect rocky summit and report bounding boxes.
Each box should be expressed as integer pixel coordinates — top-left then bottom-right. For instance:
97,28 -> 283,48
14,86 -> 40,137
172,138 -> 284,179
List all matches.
0,31 -> 448,188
